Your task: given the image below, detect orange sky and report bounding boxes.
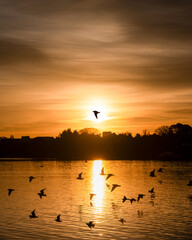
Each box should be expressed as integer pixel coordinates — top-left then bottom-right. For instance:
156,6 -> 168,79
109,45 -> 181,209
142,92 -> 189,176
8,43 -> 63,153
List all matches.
0,0 -> 192,137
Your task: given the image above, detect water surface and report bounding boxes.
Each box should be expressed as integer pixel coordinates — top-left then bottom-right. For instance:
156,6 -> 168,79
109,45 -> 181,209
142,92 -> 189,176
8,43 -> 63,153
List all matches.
0,160 -> 192,240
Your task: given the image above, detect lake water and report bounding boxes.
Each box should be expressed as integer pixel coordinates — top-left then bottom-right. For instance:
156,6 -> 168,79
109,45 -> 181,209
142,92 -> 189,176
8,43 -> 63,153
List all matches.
0,159 -> 192,240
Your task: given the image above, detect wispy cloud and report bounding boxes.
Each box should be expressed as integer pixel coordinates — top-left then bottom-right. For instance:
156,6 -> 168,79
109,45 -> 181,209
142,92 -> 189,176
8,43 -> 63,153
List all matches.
0,38 -> 48,65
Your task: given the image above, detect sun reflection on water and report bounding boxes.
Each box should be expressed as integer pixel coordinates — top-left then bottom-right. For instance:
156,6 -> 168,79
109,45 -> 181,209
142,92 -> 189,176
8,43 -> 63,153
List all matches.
92,160 -> 104,208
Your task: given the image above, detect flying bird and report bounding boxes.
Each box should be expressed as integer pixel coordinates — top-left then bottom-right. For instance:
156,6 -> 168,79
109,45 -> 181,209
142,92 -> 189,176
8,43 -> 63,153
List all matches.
28,176 -> 36,182
86,221 -> 95,229
106,174 -> 114,181
137,194 -> 145,202
111,184 -> 121,192
149,187 -> 154,193
129,198 -> 136,204
150,169 -> 156,177
157,168 -> 163,172
77,172 -> 84,180
100,167 -> 105,175
90,194 -> 96,201
8,189 -> 14,196
106,183 -> 111,188
29,209 -> 38,219
55,214 -> 62,222
93,110 -> 100,119
122,196 -> 129,203
119,218 -> 126,224
38,188 -> 47,199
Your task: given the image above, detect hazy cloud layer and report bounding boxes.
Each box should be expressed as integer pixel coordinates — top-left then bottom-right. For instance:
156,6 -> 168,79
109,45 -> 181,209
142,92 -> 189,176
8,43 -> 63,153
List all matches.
0,0 -> 191,88
0,38 -> 48,65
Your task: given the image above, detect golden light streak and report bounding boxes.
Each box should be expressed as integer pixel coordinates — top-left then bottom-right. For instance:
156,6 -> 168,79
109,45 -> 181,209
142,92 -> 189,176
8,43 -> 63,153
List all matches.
91,160 -> 104,207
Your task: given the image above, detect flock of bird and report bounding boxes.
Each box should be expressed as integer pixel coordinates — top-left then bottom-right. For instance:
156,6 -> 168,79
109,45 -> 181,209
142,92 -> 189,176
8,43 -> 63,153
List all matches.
4,109 -> 192,231
7,165 -> 192,229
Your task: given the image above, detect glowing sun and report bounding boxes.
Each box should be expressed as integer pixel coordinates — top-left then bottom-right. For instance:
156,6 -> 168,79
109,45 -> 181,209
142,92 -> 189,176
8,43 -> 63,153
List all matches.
88,105 -> 109,122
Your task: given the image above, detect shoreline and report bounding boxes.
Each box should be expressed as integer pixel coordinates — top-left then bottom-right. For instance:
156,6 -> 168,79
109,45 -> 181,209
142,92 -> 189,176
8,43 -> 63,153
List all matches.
0,158 -> 191,162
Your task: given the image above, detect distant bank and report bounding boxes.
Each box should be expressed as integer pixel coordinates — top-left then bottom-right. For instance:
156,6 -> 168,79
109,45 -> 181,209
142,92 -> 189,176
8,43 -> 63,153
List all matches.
0,123 -> 191,161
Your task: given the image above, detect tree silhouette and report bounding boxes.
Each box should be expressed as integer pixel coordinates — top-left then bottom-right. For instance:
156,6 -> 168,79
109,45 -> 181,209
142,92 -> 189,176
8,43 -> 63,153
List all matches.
154,126 -> 169,136
0,123 -> 191,160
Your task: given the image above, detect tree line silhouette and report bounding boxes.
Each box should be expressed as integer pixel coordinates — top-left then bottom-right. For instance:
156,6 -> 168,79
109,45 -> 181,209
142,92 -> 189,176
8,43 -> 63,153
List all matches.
0,123 -> 191,160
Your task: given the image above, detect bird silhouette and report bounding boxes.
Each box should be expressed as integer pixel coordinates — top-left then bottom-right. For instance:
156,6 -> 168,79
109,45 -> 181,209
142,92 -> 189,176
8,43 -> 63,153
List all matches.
187,180 -> 192,186
137,194 -> 145,202
100,167 -> 105,175
8,189 -> 14,196
28,176 -> 36,182
106,183 -> 111,188
129,198 -> 136,204
106,174 -> 114,181
119,218 -> 126,224
29,209 -> 38,219
149,187 -> 154,193
111,184 -> 121,192
122,196 -> 128,203
150,169 -> 156,177
86,221 -> 95,229
55,214 -> 62,222
38,188 -> 47,199
90,194 -> 96,200
77,172 -> 84,180
93,110 -> 100,119
157,168 -> 163,172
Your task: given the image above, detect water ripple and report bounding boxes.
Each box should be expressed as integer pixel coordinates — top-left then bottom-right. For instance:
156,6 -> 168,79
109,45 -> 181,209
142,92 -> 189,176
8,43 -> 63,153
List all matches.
0,160 -> 192,239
